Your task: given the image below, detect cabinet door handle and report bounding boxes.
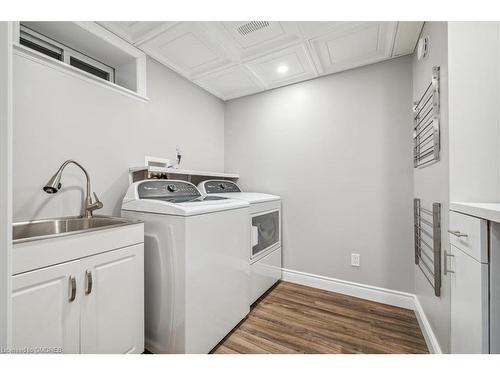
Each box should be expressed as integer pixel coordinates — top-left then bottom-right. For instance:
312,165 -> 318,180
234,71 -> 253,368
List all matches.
68,275 -> 76,302
448,230 -> 468,238
85,270 -> 93,295
444,250 -> 455,275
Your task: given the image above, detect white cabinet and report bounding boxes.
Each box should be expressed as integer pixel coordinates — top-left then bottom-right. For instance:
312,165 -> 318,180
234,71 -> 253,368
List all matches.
449,211 -> 488,262
449,211 -> 489,353
11,259 -> 81,353
12,244 -> 144,354
80,245 -> 144,353
449,245 -> 489,353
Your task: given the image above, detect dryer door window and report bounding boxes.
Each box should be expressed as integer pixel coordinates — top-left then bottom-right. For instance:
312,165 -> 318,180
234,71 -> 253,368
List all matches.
252,210 -> 280,258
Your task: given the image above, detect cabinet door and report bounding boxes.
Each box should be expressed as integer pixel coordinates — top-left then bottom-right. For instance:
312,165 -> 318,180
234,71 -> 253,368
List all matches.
450,245 -> 489,353
80,244 -> 144,354
11,260 -> 81,353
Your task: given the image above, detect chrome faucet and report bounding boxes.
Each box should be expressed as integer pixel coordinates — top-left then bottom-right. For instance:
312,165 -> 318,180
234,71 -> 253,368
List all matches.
43,160 -> 103,218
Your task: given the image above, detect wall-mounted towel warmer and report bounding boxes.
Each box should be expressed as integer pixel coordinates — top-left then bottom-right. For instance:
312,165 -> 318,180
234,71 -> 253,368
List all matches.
413,66 -> 440,168
414,198 -> 441,297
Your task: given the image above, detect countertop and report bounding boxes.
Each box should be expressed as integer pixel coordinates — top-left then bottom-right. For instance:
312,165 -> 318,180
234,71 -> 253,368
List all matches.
450,202 -> 500,223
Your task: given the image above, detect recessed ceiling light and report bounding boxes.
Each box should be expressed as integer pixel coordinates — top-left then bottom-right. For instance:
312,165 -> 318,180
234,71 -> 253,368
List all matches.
277,65 -> 289,74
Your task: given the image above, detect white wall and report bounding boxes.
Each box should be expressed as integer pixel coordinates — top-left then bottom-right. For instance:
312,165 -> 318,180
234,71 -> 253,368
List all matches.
225,57 -> 415,292
13,54 -> 225,221
448,22 -> 500,202
0,21 -> 13,350
412,22 -> 450,353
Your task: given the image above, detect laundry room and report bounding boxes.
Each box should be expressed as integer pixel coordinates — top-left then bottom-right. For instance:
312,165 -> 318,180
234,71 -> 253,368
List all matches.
2,1 -> 500,373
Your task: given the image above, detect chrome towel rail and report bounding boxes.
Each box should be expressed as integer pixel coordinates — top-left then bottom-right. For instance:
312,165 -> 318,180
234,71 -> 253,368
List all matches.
413,66 -> 440,168
413,198 -> 441,297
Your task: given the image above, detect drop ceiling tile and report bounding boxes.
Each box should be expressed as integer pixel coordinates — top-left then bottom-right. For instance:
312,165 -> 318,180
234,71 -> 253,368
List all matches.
159,33 -> 219,69
98,21 -> 175,44
309,22 -> 397,75
139,22 -> 232,79
194,65 -> 264,100
298,21 -> 363,39
245,44 -> 318,89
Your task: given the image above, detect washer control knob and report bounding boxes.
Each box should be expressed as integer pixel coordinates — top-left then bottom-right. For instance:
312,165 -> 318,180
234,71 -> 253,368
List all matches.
167,184 -> 178,192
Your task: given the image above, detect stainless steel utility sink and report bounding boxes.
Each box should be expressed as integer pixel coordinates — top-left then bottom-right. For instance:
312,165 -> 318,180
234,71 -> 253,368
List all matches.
13,216 -> 140,244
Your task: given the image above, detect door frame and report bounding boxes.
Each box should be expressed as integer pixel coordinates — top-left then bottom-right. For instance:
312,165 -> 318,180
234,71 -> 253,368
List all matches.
0,21 -> 13,350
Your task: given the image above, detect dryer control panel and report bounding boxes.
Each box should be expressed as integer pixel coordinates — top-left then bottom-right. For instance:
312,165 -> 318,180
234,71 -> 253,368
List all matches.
203,180 -> 241,194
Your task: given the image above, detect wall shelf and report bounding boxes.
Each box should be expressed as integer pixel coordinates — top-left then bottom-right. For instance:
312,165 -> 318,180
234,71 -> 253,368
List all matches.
129,166 -> 239,185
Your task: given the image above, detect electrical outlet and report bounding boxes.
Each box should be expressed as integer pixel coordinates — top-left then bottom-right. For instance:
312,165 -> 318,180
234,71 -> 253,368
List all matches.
351,253 -> 360,267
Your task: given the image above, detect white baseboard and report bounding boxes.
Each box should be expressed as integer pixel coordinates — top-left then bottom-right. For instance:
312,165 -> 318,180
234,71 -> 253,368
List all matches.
281,268 -> 415,309
281,268 -> 441,354
412,296 -> 442,354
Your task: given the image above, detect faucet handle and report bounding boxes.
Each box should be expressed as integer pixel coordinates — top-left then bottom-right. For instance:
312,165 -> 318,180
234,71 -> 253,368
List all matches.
83,192 -> 103,218
92,192 -> 104,209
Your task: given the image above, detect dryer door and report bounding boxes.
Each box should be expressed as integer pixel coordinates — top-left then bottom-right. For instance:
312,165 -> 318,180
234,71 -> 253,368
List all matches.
251,209 -> 280,259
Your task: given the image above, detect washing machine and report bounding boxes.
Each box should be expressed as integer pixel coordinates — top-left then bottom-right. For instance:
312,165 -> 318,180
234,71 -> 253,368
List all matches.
198,180 -> 282,304
121,179 -> 250,354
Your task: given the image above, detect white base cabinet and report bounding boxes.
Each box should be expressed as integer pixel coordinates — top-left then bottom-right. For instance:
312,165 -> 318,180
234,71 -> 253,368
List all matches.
80,245 -> 144,353
450,244 -> 489,353
12,259 -> 81,353
449,211 -> 489,353
12,244 -> 144,354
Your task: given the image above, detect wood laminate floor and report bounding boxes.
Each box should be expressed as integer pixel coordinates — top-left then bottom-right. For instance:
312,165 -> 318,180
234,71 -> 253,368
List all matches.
212,281 -> 429,354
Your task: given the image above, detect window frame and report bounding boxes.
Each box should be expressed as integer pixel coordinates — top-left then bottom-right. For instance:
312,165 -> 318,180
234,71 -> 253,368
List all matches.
19,28 -> 63,61
19,25 -> 115,83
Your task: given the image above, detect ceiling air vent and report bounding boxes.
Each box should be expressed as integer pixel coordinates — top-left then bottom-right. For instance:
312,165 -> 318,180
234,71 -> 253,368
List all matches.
237,21 -> 270,36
